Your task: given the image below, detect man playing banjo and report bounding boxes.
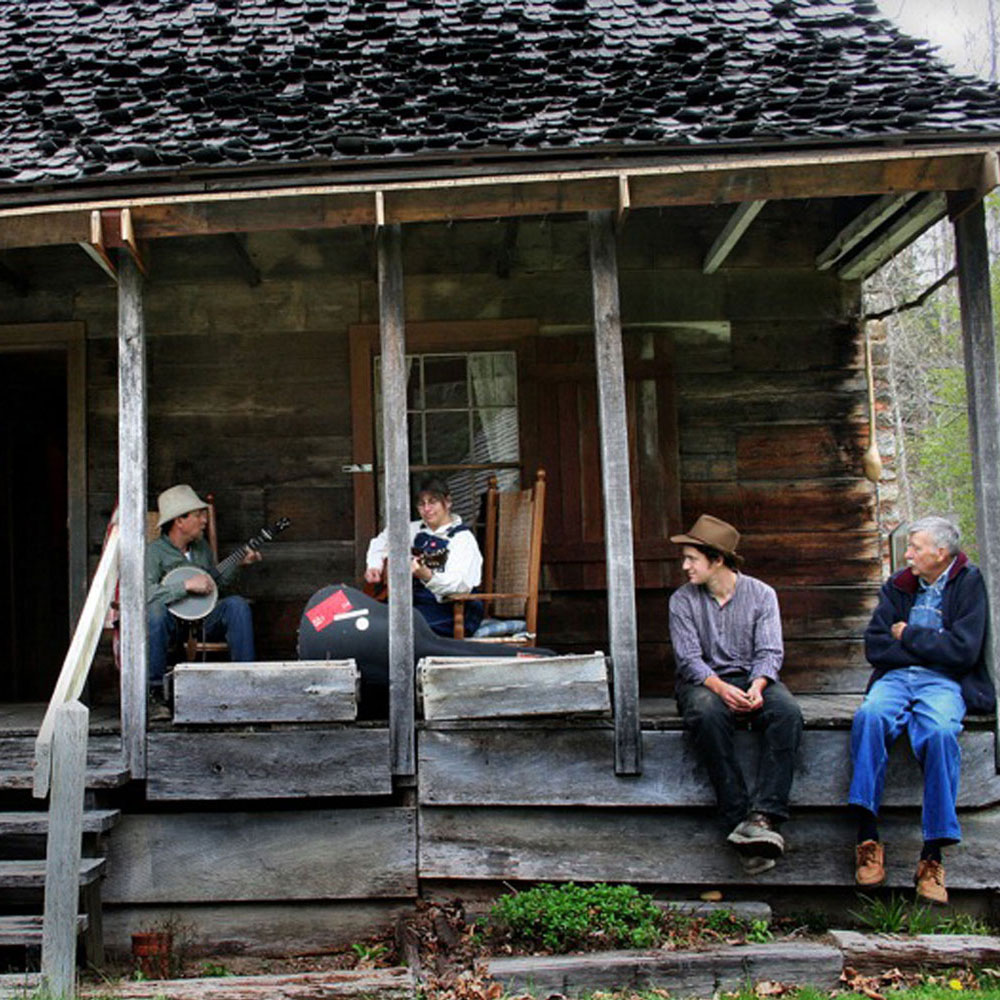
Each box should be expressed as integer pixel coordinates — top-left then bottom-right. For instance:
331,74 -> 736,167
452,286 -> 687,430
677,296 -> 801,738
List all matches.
146,484 -> 261,717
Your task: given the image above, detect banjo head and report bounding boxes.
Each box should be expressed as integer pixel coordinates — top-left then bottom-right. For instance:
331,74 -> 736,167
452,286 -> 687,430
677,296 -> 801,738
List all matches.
163,565 -> 218,621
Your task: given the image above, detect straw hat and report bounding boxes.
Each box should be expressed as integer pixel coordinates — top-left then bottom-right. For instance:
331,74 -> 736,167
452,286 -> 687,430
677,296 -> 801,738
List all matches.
156,484 -> 208,527
670,514 -> 740,557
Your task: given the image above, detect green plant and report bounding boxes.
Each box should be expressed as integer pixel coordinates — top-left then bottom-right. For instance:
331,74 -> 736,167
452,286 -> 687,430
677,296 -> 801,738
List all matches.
199,962 -> 234,977
745,919 -> 773,944
936,912 -> 992,935
705,908 -> 748,938
906,903 -> 939,935
850,892 -> 911,933
488,882 -> 665,953
351,942 -> 389,964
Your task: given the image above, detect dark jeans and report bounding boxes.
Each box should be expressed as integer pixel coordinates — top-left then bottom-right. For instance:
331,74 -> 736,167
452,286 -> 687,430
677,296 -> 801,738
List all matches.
148,595 -> 255,692
676,676 -> 803,832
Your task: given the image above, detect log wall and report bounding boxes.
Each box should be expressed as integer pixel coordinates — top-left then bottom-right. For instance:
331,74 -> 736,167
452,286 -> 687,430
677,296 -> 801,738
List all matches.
0,202 -> 874,695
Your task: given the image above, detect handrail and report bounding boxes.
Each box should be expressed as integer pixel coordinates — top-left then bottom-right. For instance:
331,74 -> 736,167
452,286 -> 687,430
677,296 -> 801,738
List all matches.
33,525 -> 120,798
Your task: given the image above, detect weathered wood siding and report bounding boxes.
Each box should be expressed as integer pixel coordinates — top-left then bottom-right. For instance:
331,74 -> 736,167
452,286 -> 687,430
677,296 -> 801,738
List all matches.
0,202 -> 873,698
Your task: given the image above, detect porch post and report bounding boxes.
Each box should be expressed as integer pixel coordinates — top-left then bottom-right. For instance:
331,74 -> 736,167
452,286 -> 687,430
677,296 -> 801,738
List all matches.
377,222 -> 415,776
953,200 -> 1000,767
117,254 -> 148,778
588,210 -> 642,775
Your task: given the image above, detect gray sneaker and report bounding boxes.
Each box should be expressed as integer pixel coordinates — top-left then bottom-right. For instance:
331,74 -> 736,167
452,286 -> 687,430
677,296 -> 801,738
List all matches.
727,812 -> 785,859
740,855 -> 777,876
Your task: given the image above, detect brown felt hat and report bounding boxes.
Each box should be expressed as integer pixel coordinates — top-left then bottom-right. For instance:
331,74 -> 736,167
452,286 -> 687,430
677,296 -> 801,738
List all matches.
670,514 -> 740,558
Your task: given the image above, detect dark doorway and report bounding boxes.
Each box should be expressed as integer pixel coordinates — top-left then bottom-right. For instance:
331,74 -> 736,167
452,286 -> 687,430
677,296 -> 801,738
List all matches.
0,351 -> 69,701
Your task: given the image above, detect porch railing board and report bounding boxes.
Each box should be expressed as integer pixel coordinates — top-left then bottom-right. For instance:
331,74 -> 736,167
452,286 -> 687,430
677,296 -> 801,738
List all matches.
417,727 -> 1000,809
170,661 -> 360,724
418,806 -> 1000,888
145,729 -> 391,800
102,807 -> 417,903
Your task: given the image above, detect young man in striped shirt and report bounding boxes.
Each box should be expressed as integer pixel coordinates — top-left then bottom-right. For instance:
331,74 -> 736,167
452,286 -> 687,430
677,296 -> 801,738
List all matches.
669,514 -> 803,876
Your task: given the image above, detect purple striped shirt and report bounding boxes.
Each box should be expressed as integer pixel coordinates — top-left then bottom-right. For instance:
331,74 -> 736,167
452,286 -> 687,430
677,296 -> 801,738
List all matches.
668,573 -> 784,686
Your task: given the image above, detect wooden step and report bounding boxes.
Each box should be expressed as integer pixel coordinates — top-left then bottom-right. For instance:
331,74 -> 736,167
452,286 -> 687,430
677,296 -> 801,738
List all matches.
0,810 -> 120,836
0,735 -> 129,790
0,858 -> 105,889
0,913 -> 88,945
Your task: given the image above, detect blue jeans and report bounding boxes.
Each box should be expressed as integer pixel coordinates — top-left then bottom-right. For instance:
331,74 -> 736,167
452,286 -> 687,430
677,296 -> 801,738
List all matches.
676,677 -> 803,831
849,666 -> 964,843
147,596 -> 255,692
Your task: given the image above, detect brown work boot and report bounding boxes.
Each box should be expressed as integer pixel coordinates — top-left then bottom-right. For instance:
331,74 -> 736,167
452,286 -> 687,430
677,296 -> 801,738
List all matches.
915,858 -> 948,905
855,839 -> 885,886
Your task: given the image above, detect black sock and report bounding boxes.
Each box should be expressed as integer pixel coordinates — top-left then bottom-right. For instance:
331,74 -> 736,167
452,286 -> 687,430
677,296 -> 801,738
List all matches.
851,805 -> 879,844
921,840 -> 944,863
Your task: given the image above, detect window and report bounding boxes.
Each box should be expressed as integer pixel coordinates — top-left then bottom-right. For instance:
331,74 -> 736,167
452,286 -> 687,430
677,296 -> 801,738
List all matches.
374,351 -> 520,523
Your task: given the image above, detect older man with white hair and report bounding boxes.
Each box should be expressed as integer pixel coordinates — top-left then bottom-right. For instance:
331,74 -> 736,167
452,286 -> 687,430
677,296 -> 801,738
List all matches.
849,516 -> 995,904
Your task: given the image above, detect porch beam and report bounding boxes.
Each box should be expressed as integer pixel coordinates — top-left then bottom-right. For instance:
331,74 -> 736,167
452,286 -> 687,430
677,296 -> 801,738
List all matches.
815,193 -> 915,271
588,209 -> 641,776
952,198 -> 1000,770
702,199 -> 766,274
377,222 -> 415,777
837,192 -> 948,281
117,253 -> 148,779
0,147 -> 992,249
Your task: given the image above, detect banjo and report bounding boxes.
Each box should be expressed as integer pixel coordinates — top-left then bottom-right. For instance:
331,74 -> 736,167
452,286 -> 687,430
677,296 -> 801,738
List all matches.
164,517 -> 291,621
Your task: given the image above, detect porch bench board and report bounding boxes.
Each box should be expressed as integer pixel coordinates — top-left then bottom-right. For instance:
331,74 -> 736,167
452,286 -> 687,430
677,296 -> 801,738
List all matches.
170,660 -> 360,724
418,806 -> 1000,888
146,728 -> 390,800
419,727 -> 1000,808
103,807 -> 416,904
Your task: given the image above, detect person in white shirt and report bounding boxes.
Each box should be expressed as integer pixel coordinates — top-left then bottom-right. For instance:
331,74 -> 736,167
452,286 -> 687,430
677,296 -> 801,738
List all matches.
364,478 -> 483,636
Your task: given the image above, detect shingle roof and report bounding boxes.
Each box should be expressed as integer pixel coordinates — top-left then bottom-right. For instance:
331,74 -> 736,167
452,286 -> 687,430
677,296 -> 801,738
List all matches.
1,0 -> 999,189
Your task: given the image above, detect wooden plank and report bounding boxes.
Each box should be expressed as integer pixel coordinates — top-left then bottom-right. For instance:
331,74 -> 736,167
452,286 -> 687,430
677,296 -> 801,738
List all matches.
101,901 -> 413,958
0,916 -> 86,946
489,942 -> 843,997
816,193 -> 916,270
829,931 -> 1000,975
954,200 -> 1000,768
702,199 -> 766,274
76,968 -> 414,1000
588,210 -> 640,776
146,729 -> 391,800
42,701 -> 88,1000
419,654 -> 610,721
731,319 -> 861,372
0,859 -> 104,890
0,146 -> 990,250
417,728 -> 1000,808
377,223 -> 414,778
736,424 -> 868,479
0,810 -> 119,836
117,254 -> 148,780
102,808 -> 416,903
171,662 -> 359,724
838,193 -> 948,281
417,806 -> 1000,888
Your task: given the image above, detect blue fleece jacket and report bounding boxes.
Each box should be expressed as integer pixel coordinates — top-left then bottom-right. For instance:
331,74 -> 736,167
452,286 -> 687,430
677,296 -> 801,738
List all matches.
864,552 -> 995,714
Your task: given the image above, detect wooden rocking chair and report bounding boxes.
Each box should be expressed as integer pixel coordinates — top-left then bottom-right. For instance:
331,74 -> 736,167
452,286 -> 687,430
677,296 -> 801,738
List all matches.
450,468 -> 546,643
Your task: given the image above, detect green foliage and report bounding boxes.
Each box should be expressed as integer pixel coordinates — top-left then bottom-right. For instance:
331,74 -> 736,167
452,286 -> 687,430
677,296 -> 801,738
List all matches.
488,882 -> 665,952
351,941 -> 389,964
850,893 -> 913,933
851,893 -> 993,936
935,912 -> 993,935
746,918 -> 773,944
705,908 -> 749,937
198,962 -> 234,977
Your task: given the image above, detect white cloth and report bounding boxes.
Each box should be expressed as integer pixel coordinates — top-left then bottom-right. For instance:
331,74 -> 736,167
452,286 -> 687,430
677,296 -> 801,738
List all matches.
365,516 -> 483,602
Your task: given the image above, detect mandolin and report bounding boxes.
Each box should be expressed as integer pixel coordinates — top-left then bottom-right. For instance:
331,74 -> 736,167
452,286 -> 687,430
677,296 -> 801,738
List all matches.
164,517 -> 291,621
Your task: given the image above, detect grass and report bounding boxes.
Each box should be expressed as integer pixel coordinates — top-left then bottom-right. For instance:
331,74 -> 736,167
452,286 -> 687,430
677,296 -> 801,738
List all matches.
850,893 -> 994,936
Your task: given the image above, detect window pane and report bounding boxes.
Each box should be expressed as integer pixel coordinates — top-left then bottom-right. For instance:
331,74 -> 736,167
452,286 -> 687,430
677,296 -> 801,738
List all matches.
472,408 -> 519,463
424,355 -> 468,409
425,411 -> 469,464
469,352 -> 516,407
407,357 -> 422,409
408,412 -> 424,464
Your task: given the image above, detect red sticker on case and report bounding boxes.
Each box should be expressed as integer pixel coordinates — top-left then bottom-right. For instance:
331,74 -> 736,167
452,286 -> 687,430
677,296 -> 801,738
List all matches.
306,590 -> 353,631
